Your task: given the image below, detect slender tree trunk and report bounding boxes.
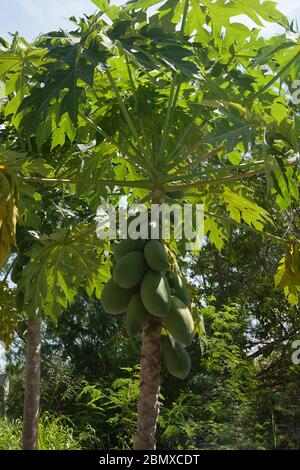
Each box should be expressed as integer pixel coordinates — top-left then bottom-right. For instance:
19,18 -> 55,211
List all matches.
22,315 -> 41,450
134,320 -> 161,450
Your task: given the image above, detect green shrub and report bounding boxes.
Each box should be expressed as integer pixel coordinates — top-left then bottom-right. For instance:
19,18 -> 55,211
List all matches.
38,413 -> 81,450
0,418 -> 22,450
0,413 -> 81,450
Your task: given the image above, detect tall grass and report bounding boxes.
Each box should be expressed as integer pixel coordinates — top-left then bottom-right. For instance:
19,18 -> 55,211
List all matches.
0,418 -> 22,449
0,413 -> 81,450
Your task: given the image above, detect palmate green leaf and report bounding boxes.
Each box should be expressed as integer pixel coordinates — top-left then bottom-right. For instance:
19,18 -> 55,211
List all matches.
222,188 -> 271,231
51,113 -> 76,150
18,227 -> 111,321
109,21 -> 199,77
1,1 -> 298,269
19,183 -> 43,229
208,122 -> 253,153
92,0 -> 110,11
0,48 -> 46,91
0,146 -> 53,177
252,47 -> 300,102
129,0 -> 288,45
253,35 -> 299,66
91,0 -> 123,20
0,146 -> 53,229
270,99 -> 288,125
200,0 -> 287,29
272,160 -> 299,212
204,215 -> 227,251
14,14 -> 200,152
0,39 -> 48,127
275,241 -> 300,306
17,32 -> 111,139
227,150 -> 242,166
204,102 -> 258,153
277,119 -> 298,153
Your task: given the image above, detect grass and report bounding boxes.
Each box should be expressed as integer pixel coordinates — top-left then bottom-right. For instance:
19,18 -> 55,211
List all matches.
0,413 -> 81,450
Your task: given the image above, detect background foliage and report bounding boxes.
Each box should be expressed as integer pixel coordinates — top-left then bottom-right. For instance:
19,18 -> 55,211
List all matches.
0,0 -> 300,450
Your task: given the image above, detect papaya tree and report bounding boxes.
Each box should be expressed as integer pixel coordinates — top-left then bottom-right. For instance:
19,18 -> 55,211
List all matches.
0,103 -> 108,450
1,0 -> 300,450
0,35 -> 107,449
0,142 -> 109,448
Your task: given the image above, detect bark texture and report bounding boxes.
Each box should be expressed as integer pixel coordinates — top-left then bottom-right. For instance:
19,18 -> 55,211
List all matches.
134,321 -> 161,450
22,315 -> 41,450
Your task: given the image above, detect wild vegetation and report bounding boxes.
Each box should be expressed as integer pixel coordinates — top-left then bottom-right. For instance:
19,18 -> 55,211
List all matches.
0,0 -> 300,450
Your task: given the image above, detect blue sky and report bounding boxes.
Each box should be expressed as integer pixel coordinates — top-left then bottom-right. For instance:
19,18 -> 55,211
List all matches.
0,0 -> 299,41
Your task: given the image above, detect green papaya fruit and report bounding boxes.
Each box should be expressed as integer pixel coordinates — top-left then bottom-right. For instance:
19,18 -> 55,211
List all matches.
101,279 -> 135,315
126,293 -> 150,336
113,251 -> 145,288
140,270 -> 171,317
113,239 -> 147,262
166,190 -> 185,200
144,240 -> 169,272
162,335 -> 191,379
168,271 -> 190,307
164,296 -> 194,346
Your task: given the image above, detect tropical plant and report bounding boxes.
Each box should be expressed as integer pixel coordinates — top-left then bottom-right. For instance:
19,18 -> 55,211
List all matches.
0,0 -> 299,450
0,413 -> 81,450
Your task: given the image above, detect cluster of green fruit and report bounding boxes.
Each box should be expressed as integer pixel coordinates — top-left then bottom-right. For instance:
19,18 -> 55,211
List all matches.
101,237 -> 194,380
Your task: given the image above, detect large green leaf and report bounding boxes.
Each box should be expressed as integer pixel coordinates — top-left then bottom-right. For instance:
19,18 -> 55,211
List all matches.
18,227 -> 111,320
222,188 -> 271,231
1,0 -> 299,323
275,241 -> 300,306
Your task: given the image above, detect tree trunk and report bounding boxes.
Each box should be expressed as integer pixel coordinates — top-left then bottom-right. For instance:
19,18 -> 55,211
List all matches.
22,315 -> 41,450
134,320 -> 161,450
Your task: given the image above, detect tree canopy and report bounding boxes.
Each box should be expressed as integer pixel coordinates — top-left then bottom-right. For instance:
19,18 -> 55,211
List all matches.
0,0 -> 300,451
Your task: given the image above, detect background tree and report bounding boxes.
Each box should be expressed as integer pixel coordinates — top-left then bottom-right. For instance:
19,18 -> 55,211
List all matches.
1,0 -> 300,450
